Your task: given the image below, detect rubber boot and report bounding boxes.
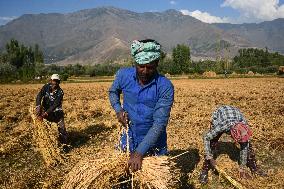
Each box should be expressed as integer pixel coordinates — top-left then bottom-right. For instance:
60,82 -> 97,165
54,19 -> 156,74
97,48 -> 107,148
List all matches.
199,159 -> 210,184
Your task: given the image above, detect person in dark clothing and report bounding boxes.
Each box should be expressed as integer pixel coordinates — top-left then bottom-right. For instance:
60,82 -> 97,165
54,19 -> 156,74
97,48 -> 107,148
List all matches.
36,74 -> 68,147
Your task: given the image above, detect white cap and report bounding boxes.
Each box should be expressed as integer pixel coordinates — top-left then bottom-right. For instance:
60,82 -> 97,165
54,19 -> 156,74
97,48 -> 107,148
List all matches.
51,74 -> 60,80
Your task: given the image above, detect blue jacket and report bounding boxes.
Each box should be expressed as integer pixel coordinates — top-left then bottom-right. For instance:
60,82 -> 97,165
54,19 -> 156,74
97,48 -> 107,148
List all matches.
109,67 -> 174,156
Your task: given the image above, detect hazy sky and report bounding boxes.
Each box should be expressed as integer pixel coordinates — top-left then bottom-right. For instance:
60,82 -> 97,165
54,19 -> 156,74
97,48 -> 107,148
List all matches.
0,0 -> 284,25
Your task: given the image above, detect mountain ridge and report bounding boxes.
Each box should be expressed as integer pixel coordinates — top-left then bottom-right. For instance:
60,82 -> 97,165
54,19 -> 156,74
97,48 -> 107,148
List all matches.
0,7 -> 283,65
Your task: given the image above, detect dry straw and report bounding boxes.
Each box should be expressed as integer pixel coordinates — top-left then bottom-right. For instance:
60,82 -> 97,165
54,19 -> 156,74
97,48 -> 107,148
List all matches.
61,126 -> 180,189
215,165 -> 244,189
202,71 -> 217,78
29,105 -> 64,167
62,152 -> 179,189
247,71 -> 254,76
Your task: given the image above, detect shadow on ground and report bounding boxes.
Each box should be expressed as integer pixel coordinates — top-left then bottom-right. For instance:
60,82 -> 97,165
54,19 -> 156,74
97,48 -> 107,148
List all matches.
215,141 -> 240,162
168,142 -> 240,188
67,123 -> 116,148
169,148 -> 200,189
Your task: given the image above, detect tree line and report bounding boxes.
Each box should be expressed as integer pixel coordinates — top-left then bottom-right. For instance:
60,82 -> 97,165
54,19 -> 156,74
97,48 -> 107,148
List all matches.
231,48 -> 283,74
161,45 -> 284,75
0,39 -> 44,82
1,39 -> 284,82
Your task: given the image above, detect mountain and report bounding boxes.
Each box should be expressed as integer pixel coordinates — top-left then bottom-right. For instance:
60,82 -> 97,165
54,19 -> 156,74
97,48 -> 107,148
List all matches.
0,7 -> 283,65
213,18 -> 284,54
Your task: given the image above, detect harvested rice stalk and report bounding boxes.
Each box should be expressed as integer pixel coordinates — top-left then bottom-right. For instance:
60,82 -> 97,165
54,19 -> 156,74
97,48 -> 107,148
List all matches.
61,152 -> 179,189
62,152 -> 127,189
215,165 -> 244,189
29,105 -> 64,167
62,123 -> 179,189
134,155 -> 179,189
63,152 -> 128,189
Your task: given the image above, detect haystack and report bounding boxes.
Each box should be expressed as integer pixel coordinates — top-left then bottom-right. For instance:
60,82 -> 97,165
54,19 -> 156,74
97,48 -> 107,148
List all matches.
29,105 -> 64,167
255,72 -> 262,76
164,73 -> 171,78
203,71 -> 217,78
247,71 -> 254,76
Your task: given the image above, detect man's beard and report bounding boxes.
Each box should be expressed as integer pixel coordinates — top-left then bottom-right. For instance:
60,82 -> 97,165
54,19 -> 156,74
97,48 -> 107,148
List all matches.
138,73 -> 152,83
51,83 -> 58,90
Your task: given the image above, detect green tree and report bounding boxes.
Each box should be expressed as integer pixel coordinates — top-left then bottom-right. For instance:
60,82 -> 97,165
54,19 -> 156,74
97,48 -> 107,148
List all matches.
5,39 -> 23,68
172,44 -> 191,74
232,47 -> 284,74
73,64 -> 85,76
1,39 -> 45,81
158,58 -> 174,74
34,44 -> 45,76
0,62 -> 17,82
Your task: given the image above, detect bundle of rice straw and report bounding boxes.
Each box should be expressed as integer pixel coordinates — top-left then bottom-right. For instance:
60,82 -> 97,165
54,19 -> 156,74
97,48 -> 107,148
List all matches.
247,71 -> 254,76
62,126 -> 180,189
62,152 -> 179,189
164,73 -> 171,78
62,152 -> 127,189
29,105 -> 64,167
215,165 -> 244,189
134,155 -> 179,189
203,71 -> 217,78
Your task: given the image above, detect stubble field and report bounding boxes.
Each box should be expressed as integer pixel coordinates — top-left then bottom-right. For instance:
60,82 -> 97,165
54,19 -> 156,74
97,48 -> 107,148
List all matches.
0,77 -> 283,189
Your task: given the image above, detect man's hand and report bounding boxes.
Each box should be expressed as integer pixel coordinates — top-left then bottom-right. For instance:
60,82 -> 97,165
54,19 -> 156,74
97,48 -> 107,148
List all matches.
37,116 -> 43,122
239,167 -> 252,179
209,158 -> 217,168
116,110 -> 128,127
127,152 -> 143,172
42,112 -> 48,119
37,112 -> 48,122
36,106 -> 41,116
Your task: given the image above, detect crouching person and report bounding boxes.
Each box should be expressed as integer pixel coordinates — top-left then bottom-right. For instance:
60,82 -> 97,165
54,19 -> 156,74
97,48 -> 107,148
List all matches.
35,74 -> 69,152
199,105 -> 267,184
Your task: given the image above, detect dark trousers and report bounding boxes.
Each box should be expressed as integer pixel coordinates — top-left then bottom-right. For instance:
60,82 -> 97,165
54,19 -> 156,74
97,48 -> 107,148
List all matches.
41,109 -> 68,144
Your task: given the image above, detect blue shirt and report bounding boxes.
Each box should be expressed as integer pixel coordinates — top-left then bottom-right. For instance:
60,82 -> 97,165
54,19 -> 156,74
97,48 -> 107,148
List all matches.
109,67 -> 174,156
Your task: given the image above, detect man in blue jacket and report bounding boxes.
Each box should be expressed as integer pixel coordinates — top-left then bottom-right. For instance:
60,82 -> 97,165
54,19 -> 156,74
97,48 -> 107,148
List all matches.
109,39 -> 174,172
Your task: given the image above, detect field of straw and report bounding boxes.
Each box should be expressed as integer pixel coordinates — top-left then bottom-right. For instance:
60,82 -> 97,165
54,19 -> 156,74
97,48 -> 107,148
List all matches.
0,77 -> 283,189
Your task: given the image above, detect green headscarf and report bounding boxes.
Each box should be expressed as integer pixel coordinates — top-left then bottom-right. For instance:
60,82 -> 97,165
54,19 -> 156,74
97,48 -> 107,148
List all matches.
131,40 -> 161,65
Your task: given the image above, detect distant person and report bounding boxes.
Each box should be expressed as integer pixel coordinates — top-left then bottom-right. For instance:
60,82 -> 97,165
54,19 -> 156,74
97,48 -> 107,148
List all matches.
35,74 -> 69,151
199,105 -> 267,184
109,39 -> 174,172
